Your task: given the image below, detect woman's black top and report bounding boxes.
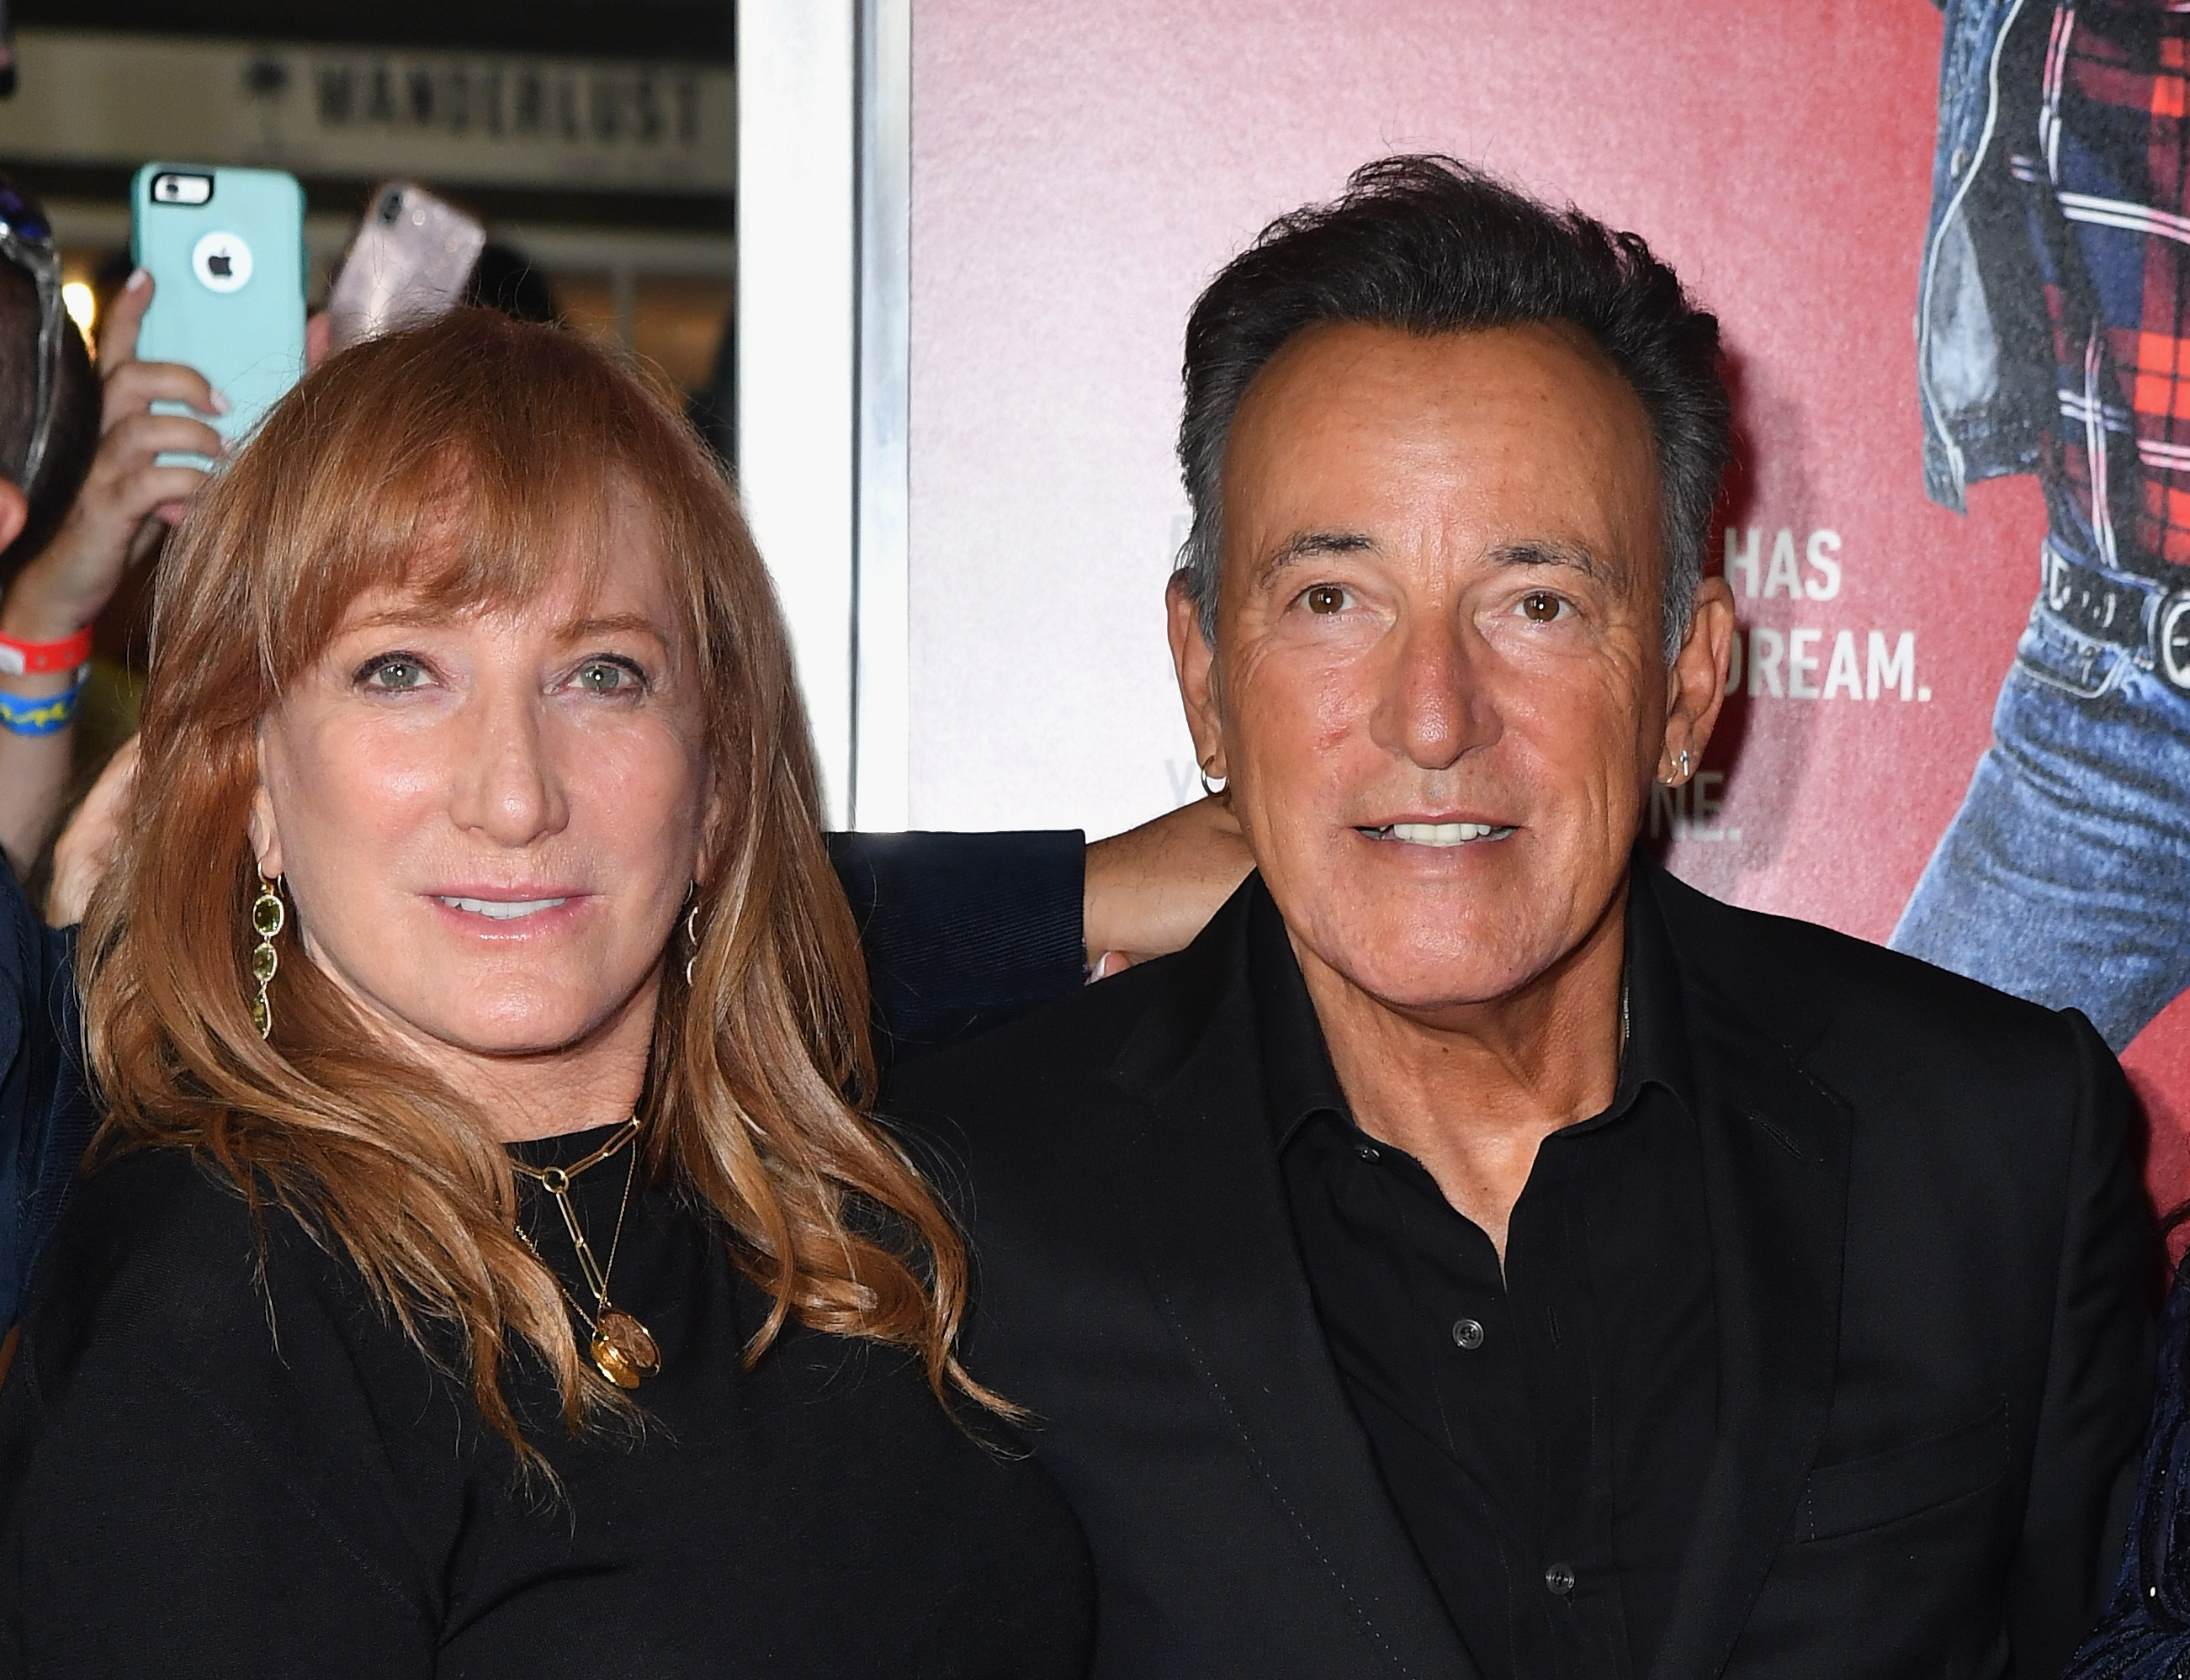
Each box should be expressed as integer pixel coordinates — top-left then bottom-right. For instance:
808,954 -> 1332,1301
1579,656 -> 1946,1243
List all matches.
0,1125 -> 1095,1677
2065,1247 -> 2190,1677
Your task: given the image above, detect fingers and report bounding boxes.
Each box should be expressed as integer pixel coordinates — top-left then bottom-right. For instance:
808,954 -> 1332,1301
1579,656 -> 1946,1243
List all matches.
96,268 -> 153,368
102,357 -> 225,431
46,737 -> 140,930
105,410 -> 224,468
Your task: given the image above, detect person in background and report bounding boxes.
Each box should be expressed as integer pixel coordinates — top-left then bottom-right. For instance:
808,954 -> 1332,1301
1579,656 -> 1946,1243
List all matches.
0,176 -> 104,877
888,155 -> 2154,1680
0,309 -> 1097,1672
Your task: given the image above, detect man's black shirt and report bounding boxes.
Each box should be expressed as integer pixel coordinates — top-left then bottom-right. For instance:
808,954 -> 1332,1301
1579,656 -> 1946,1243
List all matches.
1254,887 -> 1718,1680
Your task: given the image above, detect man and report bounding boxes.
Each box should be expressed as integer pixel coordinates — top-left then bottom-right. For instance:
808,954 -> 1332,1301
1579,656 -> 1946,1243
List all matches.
1895,0 -> 2190,1051
889,156 -> 2154,1679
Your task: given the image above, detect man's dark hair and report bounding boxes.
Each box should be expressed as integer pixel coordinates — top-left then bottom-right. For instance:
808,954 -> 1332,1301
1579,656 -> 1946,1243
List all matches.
0,255 -> 98,583
1175,156 -> 1731,659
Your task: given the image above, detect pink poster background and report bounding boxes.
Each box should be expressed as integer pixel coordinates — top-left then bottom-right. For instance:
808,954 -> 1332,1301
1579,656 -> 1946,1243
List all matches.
908,1 -> 2190,1219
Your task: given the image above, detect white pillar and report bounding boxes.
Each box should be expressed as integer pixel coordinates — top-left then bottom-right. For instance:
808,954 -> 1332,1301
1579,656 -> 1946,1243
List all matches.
735,0 -> 910,832
853,0 -> 912,831
736,0 -> 857,827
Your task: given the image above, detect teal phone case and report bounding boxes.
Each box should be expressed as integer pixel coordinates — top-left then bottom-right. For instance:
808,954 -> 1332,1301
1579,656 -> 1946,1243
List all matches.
130,164 -> 306,467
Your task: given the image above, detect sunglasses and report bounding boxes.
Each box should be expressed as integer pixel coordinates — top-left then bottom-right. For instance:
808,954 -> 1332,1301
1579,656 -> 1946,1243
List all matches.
0,178 -> 62,490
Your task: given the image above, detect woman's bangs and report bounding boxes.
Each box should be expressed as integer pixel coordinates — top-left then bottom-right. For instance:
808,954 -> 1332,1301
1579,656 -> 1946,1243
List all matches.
253,393 -> 624,694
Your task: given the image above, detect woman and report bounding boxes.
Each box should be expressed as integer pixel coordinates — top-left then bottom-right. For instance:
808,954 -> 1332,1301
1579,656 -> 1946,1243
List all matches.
2068,1241 -> 2190,1677
0,310 -> 1093,1674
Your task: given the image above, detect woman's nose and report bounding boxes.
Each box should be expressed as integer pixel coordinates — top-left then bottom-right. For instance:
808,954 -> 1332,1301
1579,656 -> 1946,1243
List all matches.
448,692 -> 570,846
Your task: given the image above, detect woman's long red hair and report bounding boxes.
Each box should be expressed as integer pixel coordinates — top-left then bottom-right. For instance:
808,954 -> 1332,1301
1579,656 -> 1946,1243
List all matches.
77,309 -> 1003,1472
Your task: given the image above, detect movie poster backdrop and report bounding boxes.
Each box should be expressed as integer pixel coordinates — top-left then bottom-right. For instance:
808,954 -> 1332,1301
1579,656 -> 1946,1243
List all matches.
904,0 -> 2190,1220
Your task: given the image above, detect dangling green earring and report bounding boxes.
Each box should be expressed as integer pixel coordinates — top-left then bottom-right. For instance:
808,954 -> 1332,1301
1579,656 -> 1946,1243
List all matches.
249,874 -> 285,1040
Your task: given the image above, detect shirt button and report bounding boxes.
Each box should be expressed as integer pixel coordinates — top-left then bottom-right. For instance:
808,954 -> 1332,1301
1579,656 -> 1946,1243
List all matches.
1950,144 -> 1970,178
1451,1317 -> 1486,1350
1355,1144 -> 1380,1163
1545,1562 -> 1577,1598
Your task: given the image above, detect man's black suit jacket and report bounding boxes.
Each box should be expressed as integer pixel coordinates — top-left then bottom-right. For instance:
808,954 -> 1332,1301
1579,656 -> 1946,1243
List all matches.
888,856 -> 2156,1680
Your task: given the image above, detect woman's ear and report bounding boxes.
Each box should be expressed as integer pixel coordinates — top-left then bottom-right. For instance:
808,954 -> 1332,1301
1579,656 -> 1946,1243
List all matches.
692,772 -> 731,889
247,782 -> 284,879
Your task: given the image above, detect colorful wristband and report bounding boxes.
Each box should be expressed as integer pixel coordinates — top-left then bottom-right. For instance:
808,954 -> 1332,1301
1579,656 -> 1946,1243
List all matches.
0,665 -> 87,734
0,625 -> 93,676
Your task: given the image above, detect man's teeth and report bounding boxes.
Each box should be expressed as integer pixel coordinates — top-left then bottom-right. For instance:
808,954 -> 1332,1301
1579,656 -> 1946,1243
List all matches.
437,896 -> 567,920
1383,822 -> 1509,846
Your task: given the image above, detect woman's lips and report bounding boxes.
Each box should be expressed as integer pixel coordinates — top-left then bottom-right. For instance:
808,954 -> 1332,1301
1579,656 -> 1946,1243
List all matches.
436,894 -> 568,920
424,890 -> 591,930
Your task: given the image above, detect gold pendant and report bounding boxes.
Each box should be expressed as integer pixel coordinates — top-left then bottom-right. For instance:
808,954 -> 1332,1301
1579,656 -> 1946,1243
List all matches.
590,1308 -> 661,1389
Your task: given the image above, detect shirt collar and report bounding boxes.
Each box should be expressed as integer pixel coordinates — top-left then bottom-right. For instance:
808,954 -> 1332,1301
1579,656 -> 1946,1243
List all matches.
1248,861 -> 1696,1153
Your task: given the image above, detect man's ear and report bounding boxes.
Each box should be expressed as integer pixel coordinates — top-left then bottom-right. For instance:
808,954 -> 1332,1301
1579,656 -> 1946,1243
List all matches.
0,480 -> 29,559
1658,575 -> 1736,782
1166,574 -> 1228,782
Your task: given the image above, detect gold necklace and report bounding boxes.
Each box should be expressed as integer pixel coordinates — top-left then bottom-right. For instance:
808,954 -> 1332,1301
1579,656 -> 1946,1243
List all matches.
510,1116 -> 661,1389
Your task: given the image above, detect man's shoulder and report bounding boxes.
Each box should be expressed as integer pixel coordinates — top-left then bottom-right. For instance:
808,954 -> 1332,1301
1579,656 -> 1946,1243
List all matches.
886,948 -> 1181,1119
1651,865 -> 2094,1081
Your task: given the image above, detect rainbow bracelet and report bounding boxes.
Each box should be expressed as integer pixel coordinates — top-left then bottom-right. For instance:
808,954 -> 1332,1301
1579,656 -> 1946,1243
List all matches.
0,664 -> 88,735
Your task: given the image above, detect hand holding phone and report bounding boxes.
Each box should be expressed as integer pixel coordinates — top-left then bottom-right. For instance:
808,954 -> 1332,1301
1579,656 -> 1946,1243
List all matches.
326,183 -> 485,351
130,163 -> 305,467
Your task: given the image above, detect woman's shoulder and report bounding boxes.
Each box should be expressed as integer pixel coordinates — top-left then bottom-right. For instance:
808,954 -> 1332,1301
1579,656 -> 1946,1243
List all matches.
17,1143 -> 381,1401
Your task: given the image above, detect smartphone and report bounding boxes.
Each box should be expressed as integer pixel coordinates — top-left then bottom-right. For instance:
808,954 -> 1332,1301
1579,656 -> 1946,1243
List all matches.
130,163 -> 306,465
326,182 -> 485,351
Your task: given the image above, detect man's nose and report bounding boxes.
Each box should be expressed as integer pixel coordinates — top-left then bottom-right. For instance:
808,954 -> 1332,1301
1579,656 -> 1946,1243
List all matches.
448,688 -> 570,848
1371,615 -> 1498,771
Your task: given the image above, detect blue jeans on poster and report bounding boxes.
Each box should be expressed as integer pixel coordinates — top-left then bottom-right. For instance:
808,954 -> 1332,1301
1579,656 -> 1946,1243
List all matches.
1891,572 -> 2190,1052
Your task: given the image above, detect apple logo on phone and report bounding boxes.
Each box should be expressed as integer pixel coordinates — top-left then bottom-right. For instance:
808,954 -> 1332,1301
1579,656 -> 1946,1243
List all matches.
191,231 -> 253,294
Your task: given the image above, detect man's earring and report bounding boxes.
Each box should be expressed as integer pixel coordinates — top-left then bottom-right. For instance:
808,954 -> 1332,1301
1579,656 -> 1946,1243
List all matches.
1199,760 -> 1228,798
683,888 -> 702,987
249,874 -> 285,1040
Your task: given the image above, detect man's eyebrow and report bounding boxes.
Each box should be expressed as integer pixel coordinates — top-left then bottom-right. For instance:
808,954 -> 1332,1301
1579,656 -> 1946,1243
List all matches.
1485,538 -> 1609,580
1254,529 -> 1377,590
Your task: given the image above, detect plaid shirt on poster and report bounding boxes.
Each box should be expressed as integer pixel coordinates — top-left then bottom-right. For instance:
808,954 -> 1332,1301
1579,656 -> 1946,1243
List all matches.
2014,0 -> 2190,573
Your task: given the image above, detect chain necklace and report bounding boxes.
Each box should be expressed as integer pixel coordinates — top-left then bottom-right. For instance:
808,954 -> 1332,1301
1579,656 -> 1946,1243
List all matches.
509,1116 -> 661,1389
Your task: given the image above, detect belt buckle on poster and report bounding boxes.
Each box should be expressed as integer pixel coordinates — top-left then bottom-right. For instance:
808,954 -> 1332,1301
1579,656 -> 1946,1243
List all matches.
2045,544 -> 2076,616
2160,593 -> 2190,692
2045,545 -> 2129,637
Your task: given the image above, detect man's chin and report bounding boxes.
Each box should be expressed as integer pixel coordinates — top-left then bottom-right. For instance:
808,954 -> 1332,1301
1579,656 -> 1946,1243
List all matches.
1306,930 -> 1563,1019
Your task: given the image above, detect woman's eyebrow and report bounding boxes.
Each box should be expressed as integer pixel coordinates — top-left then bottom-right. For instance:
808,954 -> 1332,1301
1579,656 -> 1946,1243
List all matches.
558,612 -> 665,642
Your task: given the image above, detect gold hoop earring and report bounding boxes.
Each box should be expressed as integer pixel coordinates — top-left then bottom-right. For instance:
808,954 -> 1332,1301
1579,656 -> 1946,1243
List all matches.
249,874 -> 285,1040
682,888 -> 702,988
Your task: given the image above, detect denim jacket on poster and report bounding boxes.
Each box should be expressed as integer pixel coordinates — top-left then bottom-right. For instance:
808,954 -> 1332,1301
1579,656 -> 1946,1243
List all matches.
1920,0 -> 2059,511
